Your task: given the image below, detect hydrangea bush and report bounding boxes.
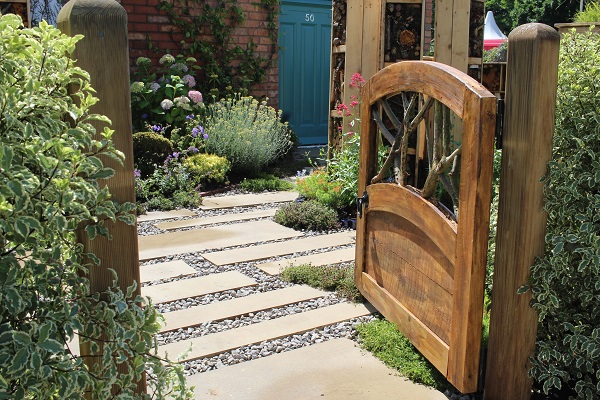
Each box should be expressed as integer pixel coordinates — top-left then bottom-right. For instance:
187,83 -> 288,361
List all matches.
130,54 -> 205,134
0,14 -> 191,398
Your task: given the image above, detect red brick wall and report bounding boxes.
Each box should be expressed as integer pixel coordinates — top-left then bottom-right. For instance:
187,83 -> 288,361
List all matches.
119,0 -> 279,107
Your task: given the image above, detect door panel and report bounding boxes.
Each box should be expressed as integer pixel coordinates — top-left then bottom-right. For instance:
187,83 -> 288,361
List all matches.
279,1 -> 331,145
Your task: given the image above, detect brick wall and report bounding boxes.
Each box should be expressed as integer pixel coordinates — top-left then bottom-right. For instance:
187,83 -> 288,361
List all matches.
119,0 -> 279,107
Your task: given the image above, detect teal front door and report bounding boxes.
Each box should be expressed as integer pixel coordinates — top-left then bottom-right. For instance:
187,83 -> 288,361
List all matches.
278,0 -> 331,145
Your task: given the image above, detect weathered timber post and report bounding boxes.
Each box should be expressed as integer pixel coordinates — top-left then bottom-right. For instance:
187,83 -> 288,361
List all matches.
484,24 -> 559,400
57,0 -> 145,394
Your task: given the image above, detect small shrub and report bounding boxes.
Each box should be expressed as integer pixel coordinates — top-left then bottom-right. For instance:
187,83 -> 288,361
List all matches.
281,263 -> 363,301
203,95 -> 292,174
274,200 -> 340,231
184,153 -> 231,185
296,170 -> 346,211
356,319 -> 448,390
483,42 -> 507,62
132,131 -> 174,177
239,174 -> 294,192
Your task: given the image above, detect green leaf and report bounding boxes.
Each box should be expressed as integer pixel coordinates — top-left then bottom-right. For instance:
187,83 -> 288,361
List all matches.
10,347 -> 29,373
39,338 -> 64,354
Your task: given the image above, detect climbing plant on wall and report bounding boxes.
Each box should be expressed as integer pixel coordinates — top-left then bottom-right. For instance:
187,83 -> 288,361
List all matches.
154,0 -> 279,97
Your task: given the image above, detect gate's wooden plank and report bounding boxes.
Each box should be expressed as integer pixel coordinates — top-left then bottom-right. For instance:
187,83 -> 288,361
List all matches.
360,272 -> 449,374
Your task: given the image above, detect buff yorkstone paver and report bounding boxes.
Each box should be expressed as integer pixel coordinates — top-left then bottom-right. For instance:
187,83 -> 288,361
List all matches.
186,338 -> 447,400
160,285 -> 327,333
140,260 -> 197,283
256,247 -> 356,275
155,209 -> 277,231
199,191 -> 298,209
142,271 -> 257,304
138,220 -> 302,261
137,209 -> 196,222
202,231 -> 356,266
159,302 -> 375,362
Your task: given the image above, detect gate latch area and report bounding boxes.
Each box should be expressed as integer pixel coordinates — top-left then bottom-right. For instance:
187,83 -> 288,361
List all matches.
357,191 -> 369,219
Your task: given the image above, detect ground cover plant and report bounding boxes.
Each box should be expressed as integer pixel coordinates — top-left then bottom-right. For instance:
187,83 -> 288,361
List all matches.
527,29 -> 600,399
356,319 -> 448,390
239,173 -> 294,192
0,15 -> 191,398
274,200 -> 341,232
281,263 -> 363,302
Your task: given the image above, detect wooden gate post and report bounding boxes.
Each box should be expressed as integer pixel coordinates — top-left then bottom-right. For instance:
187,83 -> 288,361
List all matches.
484,24 -> 559,400
57,0 -> 145,394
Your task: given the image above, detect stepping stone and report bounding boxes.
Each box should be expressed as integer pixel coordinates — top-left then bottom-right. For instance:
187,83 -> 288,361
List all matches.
161,285 -> 327,333
256,247 -> 356,275
137,209 -> 196,222
203,231 -> 355,266
143,271 -> 256,304
159,302 -> 374,361
155,209 -> 277,231
138,220 -> 302,261
200,191 -> 298,209
140,260 -> 197,283
186,338 -> 447,400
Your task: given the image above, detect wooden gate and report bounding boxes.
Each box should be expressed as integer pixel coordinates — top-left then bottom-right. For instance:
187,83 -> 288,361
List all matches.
355,61 -> 496,393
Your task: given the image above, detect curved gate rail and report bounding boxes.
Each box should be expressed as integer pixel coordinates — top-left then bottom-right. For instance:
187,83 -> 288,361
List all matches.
355,61 -> 496,393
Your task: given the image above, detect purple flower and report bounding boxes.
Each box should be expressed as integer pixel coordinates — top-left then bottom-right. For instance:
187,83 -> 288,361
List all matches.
186,114 -> 195,120
172,152 -> 180,158
152,125 -> 161,132
202,133 -> 208,139
134,169 -> 141,178
188,146 -> 199,153
142,113 -> 148,119
191,125 -> 204,138
182,74 -> 196,88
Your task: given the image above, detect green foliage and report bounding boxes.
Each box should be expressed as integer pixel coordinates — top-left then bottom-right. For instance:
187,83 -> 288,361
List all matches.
239,174 -> 294,192
328,133 -> 362,209
135,150 -> 202,212
485,0 -> 579,34
203,95 -> 292,174
132,131 -> 174,177
0,15 -> 191,398
485,149 -> 502,304
483,42 -> 508,63
280,263 -> 363,301
184,153 -> 231,185
274,200 -> 341,231
154,0 -> 278,98
296,170 -> 347,211
356,319 -> 448,390
528,29 -> 600,399
130,54 -> 205,134
574,1 -> 600,22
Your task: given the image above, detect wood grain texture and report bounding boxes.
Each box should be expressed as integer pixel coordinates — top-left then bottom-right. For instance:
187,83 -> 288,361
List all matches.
356,61 -> 496,393
57,0 -> 145,394
360,273 -> 450,374
484,24 -> 559,400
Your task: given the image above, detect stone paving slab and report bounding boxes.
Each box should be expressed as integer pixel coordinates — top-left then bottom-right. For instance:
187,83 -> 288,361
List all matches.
256,247 -> 356,275
161,286 -> 327,333
186,338 -> 447,400
141,260 -> 197,283
200,191 -> 298,209
155,209 -> 277,231
138,220 -> 303,261
137,209 -> 196,222
203,231 -> 356,266
159,302 -> 375,361
143,271 -> 257,304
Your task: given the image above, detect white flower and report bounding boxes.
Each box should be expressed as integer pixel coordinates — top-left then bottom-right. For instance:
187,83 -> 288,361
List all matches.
150,82 -> 161,92
159,54 -> 175,65
130,81 -> 144,93
161,99 -> 174,110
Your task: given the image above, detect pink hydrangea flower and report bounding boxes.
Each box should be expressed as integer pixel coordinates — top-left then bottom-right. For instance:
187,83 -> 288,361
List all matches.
188,90 -> 203,104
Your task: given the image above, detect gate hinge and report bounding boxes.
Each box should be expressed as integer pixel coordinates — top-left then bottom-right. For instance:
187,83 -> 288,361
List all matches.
357,191 -> 369,219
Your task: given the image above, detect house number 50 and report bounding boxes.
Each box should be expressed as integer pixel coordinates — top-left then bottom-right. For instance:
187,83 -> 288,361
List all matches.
305,13 -> 315,22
